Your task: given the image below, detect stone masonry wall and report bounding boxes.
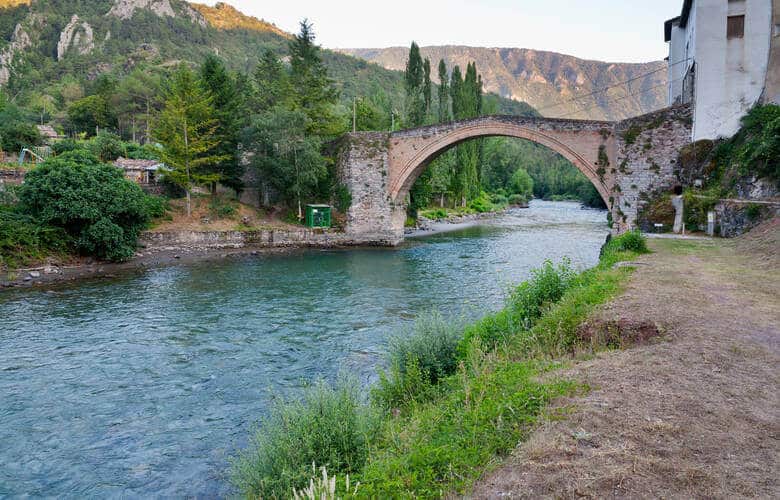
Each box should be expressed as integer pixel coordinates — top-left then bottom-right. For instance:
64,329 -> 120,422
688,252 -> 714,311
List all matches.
336,132 -> 405,245
0,168 -> 25,186
612,105 -> 693,231
139,228 -> 388,250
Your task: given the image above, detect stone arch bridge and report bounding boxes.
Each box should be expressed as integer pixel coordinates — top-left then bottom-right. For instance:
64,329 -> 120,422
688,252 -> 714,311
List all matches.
335,105 -> 692,245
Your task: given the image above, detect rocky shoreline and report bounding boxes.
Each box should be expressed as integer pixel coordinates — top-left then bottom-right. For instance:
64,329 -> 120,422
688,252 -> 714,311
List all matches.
2,210 -> 524,289
0,227 -> 370,289
406,206 -> 526,237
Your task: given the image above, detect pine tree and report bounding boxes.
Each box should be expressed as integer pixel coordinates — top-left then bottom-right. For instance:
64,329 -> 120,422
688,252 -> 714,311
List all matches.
254,48 -> 292,112
155,64 -> 226,218
200,54 -> 245,193
288,19 -> 340,137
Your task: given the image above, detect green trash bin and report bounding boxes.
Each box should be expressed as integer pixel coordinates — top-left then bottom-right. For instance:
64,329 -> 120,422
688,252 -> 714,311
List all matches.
305,204 -> 332,228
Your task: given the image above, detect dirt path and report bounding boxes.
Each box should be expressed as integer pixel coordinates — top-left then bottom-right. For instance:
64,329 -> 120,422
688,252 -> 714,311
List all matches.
470,222 -> 780,498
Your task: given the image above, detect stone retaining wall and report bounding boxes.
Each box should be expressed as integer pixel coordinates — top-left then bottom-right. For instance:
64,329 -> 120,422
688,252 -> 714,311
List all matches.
139,228 -> 396,250
0,168 -> 25,186
612,105 -> 694,231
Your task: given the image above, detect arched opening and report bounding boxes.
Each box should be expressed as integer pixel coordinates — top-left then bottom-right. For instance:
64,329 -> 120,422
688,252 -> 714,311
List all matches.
389,123 -> 611,210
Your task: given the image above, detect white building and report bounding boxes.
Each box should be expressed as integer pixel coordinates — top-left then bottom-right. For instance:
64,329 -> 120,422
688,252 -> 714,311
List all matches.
665,0 -> 779,140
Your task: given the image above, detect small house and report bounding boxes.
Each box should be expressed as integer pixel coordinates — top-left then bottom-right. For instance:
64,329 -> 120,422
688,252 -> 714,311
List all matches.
113,157 -> 164,185
36,125 -> 64,145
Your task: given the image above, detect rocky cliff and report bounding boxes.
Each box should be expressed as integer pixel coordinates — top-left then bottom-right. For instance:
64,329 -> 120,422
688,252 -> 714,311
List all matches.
339,46 -> 667,121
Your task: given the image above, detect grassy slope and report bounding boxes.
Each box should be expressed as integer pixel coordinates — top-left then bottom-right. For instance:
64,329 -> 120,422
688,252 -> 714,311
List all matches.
472,226 -> 779,497
356,247 -> 640,496
231,232 -> 649,497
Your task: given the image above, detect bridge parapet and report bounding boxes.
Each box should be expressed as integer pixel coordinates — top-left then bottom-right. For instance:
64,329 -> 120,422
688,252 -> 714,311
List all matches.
389,115 -> 613,139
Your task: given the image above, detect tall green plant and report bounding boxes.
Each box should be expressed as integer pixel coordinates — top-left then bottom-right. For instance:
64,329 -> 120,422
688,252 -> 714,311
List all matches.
404,42 -> 426,128
231,377 -> 377,499
155,64 -> 225,217
200,54 -> 245,193
437,59 -> 450,123
288,19 -> 340,137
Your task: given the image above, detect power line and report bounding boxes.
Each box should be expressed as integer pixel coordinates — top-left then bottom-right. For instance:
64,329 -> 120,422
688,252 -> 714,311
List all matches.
558,73 -> 688,119
536,57 -> 692,116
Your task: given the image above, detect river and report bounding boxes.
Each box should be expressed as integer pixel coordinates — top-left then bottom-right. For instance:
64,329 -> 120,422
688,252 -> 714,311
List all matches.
0,201 -> 608,497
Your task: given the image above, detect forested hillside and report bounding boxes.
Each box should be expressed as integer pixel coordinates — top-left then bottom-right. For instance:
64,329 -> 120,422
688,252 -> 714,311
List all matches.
0,0 -> 532,125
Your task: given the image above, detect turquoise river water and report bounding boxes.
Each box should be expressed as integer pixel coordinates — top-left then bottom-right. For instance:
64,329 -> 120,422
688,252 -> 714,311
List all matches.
0,201 -> 608,497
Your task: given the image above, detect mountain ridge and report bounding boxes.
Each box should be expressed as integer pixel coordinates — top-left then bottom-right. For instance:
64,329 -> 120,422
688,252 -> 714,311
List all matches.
338,46 -> 668,120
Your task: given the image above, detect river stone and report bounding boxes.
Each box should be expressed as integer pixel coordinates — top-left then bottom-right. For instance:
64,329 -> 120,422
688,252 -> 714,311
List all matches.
29,271 -> 41,278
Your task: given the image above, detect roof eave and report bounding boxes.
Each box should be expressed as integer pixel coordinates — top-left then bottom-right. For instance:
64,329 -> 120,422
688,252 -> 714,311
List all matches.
664,16 -> 681,42
679,0 -> 692,28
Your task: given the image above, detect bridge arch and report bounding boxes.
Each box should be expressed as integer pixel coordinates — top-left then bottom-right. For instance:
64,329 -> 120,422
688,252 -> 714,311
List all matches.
387,116 -> 612,207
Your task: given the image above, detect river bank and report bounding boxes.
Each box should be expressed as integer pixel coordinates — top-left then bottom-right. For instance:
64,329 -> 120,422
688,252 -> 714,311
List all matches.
471,217 -> 780,498
0,202 -> 558,289
0,228 -> 382,289
0,202 -> 610,497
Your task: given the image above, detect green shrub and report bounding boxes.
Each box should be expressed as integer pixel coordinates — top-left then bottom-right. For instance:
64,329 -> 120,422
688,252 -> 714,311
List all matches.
231,377 -> 378,499
600,230 -> 649,266
359,359 -> 573,497
509,168 -> 534,199
0,120 -> 41,153
745,203 -> 763,221
460,260 -> 576,353
467,192 -> 493,213
490,193 -> 508,206
124,142 -> 161,161
52,138 -> 83,156
0,209 -> 67,269
88,132 -> 125,162
508,193 -> 528,206
622,125 -> 642,145
143,196 -> 169,220
508,259 -> 577,323
373,311 -> 463,409
208,196 -> 238,218
18,150 -> 154,262
420,208 -> 448,220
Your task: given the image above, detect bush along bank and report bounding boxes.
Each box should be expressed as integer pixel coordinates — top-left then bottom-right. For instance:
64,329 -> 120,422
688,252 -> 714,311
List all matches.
230,231 -> 650,498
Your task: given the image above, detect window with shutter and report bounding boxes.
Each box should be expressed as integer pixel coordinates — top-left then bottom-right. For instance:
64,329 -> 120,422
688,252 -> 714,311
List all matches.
727,15 -> 745,39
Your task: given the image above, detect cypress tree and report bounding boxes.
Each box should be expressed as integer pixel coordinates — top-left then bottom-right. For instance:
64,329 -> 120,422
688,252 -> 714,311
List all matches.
404,42 -> 426,127
437,59 -> 449,123
423,57 -> 432,120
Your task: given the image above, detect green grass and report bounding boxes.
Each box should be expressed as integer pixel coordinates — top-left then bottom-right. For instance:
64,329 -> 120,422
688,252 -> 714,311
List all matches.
230,231 -> 648,498
358,359 -> 575,497
231,377 -> 378,499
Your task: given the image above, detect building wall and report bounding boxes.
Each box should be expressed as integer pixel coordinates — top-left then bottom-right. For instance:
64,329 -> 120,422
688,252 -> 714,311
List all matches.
762,0 -> 780,103
668,22 -> 692,104
691,0 -> 772,140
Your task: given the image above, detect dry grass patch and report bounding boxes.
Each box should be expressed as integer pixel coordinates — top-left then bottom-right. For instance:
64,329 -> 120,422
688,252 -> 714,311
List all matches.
470,228 -> 780,499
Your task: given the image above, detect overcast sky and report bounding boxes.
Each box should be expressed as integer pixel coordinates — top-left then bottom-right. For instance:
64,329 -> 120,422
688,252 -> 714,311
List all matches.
202,0 -> 684,63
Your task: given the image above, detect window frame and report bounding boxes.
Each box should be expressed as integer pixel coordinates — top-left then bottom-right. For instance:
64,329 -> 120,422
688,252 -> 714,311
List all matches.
727,14 -> 745,40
